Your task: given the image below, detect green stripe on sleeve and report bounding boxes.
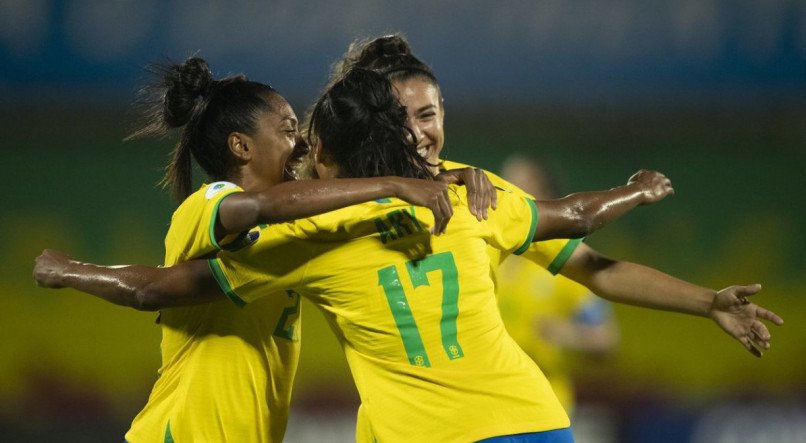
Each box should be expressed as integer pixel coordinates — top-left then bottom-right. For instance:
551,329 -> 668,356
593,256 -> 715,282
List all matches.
547,238 -> 584,275
514,198 -> 538,255
208,191 -> 239,250
207,259 -> 246,308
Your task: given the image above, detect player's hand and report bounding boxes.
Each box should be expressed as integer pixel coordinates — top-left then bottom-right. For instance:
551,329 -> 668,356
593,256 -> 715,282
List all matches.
393,178 -> 453,235
436,167 -> 497,220
33,249 -> 72,289
709,284 -> 784,358
626,170 -> 674,205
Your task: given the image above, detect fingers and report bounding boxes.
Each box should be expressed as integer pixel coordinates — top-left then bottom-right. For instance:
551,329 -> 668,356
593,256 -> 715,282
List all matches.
474,169 -> 491,220
470,171 -> 482,220
725,284 -> 762,306
628,170 -> 674,204
755,305 -> 784,326
463,168 -> 495,220
474,170 -> 484,220
742,335 -> 763,358
430,189 -> 453,235
735,283 -> 763,297
751,320 -> 771,340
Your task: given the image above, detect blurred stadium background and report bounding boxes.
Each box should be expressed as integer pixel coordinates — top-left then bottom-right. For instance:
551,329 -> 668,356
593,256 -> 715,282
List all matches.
2,1 -> 805,442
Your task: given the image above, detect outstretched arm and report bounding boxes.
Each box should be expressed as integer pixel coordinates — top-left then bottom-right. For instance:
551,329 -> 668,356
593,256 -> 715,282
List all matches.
558,243 -> 784,357
217,176 -> 453,236
33,249 -> 221,311
533,169 -> 673,241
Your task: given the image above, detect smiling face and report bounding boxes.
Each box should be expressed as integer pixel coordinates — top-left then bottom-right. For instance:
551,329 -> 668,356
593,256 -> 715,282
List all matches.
242,93 -> 301,187
392,77 -> 444,174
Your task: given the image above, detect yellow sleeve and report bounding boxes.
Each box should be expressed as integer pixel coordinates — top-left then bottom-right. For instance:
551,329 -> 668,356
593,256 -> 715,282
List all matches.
439,161 -> 581,274
485,189 -> 538,255
163,182 -> 244,265
440,160 -> 535,199
207,223 -> 311,307
520,238 -> 583,275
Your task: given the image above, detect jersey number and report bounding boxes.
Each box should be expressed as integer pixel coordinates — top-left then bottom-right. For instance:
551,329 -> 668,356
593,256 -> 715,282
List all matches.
273,289 -> 300,340
377,251 -> 463,367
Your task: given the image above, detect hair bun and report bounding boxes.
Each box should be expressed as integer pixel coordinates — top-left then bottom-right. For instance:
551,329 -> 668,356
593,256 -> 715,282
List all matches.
376,35 -> 410,57
179,57 -> 213,97
162,57 -> 214,127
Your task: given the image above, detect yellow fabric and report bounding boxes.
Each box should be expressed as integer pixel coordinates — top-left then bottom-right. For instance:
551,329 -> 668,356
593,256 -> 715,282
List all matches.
440,160 -> 578,285
125,182 -> 301,443
210,185 -> 570,443
497,255 -> 597,413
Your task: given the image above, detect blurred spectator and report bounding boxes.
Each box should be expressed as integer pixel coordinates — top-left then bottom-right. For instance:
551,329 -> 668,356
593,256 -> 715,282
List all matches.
497,154 -> 619,415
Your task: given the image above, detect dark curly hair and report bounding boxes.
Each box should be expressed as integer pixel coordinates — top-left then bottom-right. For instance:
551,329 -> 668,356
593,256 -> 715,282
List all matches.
308,68 -> 434,180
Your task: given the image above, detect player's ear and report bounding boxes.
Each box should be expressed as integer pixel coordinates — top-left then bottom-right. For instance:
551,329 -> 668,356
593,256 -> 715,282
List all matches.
228,132 -> 252,162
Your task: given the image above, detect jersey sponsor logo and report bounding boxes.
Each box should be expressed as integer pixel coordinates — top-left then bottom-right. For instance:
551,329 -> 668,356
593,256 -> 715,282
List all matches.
205,181 -> 237,199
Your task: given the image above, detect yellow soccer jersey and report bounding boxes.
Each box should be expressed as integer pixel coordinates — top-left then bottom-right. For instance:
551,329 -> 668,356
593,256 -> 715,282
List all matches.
125,182 -> 301,443
440,160 -> 580,288
498,254 -> 607,413
210,185 -> 570,443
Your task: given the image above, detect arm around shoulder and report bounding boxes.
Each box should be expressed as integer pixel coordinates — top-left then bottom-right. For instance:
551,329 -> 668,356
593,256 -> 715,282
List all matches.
33,249 -> 225,311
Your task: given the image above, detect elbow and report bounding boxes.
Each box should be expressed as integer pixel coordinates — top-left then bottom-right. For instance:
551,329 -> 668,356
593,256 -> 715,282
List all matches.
567,205 -> 599,238
131,284 -> 165,311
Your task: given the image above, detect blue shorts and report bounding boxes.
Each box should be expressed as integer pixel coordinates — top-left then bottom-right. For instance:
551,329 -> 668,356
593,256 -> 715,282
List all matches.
476,427 -> 575,443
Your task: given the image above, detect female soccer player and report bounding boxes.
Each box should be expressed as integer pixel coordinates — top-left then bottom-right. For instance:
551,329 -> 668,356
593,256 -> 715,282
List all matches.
34,56 -> 667,442
325,34 -> 588,291
35,68 -> 782,443
99,55 -> 463,443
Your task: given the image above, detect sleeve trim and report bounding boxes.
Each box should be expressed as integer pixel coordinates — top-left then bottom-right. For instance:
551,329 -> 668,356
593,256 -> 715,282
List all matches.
547,238 -> 583,274
207,258 -> 246,308
208,190 -> 240,251
514,198 -> 538,255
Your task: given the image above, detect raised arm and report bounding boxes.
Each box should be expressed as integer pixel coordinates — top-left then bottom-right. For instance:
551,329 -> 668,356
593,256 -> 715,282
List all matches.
533,170 -> 673,241
33,249 -> 222,311
558,243 -> 784,357
217,176 -> 453,236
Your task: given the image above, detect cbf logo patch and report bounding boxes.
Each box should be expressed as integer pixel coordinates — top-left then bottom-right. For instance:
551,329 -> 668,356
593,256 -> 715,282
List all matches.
222,230 -> 261,252
205,181 -> 237,200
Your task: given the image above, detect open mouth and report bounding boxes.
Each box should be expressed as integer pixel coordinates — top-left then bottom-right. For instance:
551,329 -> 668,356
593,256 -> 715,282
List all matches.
283,142 -> 313,181
417,145 -> 433,160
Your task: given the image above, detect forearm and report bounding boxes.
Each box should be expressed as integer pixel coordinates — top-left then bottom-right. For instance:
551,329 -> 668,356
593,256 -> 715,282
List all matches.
566,258 -> 714,317
219,177 -> 399,234
535,185 -> 645,240
57,260 -> 218,311
59,261 -> 168,310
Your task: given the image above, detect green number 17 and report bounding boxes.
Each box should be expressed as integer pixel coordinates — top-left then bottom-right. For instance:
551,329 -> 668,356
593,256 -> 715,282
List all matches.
377,251 -> 464,367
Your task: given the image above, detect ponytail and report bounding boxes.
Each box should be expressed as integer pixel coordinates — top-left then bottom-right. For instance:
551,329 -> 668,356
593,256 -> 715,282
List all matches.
126,56 -> 276,201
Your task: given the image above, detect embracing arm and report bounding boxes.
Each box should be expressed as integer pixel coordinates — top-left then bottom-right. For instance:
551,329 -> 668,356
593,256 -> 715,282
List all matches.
33,249 -> 222,311
558,243 -> 784,357
533,170 -> 673,241
218,176 -> 453,236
